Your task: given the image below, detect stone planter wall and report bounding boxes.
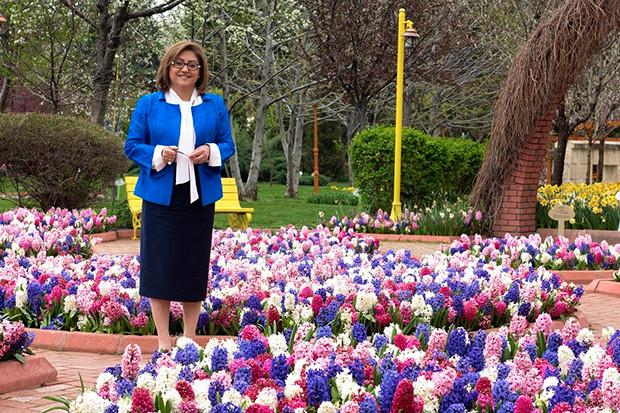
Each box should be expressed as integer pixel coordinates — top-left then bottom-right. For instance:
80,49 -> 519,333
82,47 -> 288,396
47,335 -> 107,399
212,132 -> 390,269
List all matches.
0,356 -> 57,393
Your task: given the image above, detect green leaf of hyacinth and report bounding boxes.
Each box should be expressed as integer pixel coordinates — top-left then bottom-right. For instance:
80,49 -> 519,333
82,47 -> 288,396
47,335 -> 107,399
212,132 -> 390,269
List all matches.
13,352 -> 26,364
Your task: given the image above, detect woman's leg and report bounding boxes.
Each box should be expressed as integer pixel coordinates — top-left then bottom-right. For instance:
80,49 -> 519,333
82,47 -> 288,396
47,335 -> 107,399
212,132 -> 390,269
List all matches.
182,301 -> 202,339
150,298 -> 172,350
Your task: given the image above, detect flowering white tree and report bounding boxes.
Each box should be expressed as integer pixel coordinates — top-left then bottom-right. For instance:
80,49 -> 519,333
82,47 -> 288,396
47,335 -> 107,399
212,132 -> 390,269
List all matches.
178,0 -> 308,200
0,0 -> 91,113
60,0 -> 186,125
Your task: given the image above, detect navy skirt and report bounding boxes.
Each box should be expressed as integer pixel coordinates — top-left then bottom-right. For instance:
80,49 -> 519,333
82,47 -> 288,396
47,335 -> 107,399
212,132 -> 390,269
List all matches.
139,179 -> 215,302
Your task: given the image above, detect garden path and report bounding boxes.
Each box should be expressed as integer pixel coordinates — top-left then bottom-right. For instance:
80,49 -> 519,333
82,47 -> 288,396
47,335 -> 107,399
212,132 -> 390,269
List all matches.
1,239 -> 620,412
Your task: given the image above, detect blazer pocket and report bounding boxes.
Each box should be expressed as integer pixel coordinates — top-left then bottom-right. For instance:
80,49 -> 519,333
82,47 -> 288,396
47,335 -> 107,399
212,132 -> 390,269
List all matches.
149,166 -> 171,179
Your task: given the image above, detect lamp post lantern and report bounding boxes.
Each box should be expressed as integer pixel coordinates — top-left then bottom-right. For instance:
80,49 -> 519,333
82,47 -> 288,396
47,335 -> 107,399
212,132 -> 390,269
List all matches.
390,9 -> 418,222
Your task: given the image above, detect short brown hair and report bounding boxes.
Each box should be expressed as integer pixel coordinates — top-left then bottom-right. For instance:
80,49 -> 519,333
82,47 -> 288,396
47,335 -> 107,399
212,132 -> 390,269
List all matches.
156,41 -> 209,94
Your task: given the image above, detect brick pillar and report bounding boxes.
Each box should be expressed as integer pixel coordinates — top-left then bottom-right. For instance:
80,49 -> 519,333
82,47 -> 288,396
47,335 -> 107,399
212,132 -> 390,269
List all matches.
492,93 -> 564,236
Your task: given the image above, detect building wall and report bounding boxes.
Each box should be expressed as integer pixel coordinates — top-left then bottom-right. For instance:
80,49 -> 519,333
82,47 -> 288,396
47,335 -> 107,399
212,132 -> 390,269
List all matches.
561,140 -> 620,183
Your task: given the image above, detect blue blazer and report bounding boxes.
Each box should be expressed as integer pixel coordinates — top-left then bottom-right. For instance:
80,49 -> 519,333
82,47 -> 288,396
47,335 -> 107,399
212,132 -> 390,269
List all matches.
125,91 -> 236,206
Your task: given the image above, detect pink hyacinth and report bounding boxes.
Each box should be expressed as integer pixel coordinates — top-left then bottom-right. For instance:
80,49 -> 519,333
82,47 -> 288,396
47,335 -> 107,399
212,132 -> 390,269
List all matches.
560,317 -> 581,342
130,312 -> 149,328
426,330 -> 447,355
131,388 -> 154,413
484,332 -> 504,360
176,379 -> 195,401
509,315 -> 530,337
121,344 -> 141,380
514,395 -> 534,413
179,402 -> 199,413
390,379 -> 423,413
170,301 -> 184,320
532,313 -> 553,338
462,299 -> 477,321
241,325 -> 268,347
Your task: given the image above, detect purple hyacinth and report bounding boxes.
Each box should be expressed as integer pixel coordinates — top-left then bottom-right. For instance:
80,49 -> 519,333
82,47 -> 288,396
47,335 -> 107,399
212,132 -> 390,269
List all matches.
306,368 -> 330,407
211,346 -> 228,372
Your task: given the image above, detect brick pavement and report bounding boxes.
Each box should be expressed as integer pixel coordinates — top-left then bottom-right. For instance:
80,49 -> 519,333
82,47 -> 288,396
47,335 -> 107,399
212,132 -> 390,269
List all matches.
1,239 -> 620,412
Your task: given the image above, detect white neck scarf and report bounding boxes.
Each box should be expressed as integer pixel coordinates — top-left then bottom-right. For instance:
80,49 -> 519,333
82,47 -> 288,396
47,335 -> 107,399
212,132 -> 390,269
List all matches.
165,88 -> 201,203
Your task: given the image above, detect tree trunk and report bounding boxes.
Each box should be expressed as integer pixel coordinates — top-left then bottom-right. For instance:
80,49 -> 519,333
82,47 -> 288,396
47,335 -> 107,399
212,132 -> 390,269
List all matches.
240,0 -> 274,201
91,3 -> 127,125
597,135 -> 605,182
217,8 -> 244,188
285,76 -> 306,199
0,76 -> 11,112
346,100 -> 368,186
344,109 -> 358,186
551,102 -> 570,185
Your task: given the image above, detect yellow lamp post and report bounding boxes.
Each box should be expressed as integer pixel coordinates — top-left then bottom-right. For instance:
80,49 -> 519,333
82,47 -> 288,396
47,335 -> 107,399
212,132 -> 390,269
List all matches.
390,9 -> 419,222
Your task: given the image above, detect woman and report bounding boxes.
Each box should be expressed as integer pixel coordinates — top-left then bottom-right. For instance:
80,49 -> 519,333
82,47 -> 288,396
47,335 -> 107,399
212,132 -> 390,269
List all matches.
125,40 -> 235,350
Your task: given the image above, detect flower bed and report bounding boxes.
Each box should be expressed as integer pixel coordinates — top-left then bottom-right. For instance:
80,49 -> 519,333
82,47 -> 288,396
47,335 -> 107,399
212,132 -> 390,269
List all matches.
63,319 -> 620,412
0,227 -> 585,335
323,202 -> 483,236
444,233 -> 620,271
0,319 -> 34,363
0,207 -> 116,258
537,182 -> 620,231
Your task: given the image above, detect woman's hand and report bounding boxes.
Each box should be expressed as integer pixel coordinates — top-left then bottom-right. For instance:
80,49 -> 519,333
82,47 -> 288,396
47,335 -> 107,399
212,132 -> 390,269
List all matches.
190,145 -> 211,164
162,146 -> 179,165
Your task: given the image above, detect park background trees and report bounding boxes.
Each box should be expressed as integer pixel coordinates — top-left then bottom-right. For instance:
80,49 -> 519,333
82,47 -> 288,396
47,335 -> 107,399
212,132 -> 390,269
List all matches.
0,0 -> 618,201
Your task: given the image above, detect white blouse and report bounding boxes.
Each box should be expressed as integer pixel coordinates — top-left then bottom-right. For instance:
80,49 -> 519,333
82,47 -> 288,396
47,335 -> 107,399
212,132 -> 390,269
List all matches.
151,88 -> 222,203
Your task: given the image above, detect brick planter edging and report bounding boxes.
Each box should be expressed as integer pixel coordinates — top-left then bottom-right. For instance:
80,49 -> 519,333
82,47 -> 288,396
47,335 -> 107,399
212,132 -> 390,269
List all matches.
556,270 -> 615,285
26,328 -> 236,355
357,233 -> 460,243
27,310 -> 589,355
585,279 -> 620,297
0,355 -> 57,394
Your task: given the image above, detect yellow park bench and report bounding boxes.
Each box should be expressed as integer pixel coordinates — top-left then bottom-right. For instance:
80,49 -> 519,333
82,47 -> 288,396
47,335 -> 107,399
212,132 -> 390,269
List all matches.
124,176 -> 254,240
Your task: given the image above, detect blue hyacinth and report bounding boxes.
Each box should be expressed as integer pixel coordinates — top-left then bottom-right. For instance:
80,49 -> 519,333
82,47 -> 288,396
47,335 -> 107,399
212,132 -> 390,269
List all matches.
316,300 -> 340,327
115,378 -> 134,397
270,354 -> 289,386
446,327 -> 468,357
316,325 -> 332,339
233,364 -> 252,394
211,402 -> 242,413
306,368 -> 330,406
175,342 -> 200,366
378,370 -> 399,413
211,346 -> 228,372
239,339 -> 266,359
352,322 -> 367,343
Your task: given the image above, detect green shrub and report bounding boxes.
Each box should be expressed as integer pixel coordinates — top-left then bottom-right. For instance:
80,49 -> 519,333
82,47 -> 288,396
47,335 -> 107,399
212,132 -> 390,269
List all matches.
349,125 -> 485,212
113,198 -> 134,229
307,190 -> 359,206
299,173 -> 331,186
0,114 -> 129,210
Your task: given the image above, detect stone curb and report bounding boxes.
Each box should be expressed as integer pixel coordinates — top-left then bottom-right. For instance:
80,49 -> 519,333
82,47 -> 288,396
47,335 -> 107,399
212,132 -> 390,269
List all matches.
26,329 -> 235,355
584,279 -> 620,297
556,270 -> 615,285
357,233 -> 459,243
0,355 -> 57,394
27,310 -> 589,355
86,229 -> 139,243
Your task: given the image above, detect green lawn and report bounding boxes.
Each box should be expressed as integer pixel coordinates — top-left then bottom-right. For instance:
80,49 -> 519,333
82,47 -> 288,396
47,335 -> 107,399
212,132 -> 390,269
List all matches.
0,182 -> 362,230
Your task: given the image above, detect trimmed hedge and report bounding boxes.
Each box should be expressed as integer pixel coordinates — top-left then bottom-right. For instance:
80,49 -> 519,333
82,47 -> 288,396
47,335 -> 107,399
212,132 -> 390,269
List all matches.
0,114 -> 129,210
299,173 -> 330,186
349,125 -> 485,211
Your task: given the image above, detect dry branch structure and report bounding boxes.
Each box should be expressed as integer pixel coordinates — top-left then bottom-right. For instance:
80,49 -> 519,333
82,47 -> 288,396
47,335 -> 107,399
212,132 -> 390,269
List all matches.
470,0 -> 620,235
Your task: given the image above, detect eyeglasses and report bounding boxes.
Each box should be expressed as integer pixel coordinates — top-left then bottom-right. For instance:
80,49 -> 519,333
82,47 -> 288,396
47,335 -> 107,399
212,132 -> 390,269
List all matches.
170,59 -> 201,71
